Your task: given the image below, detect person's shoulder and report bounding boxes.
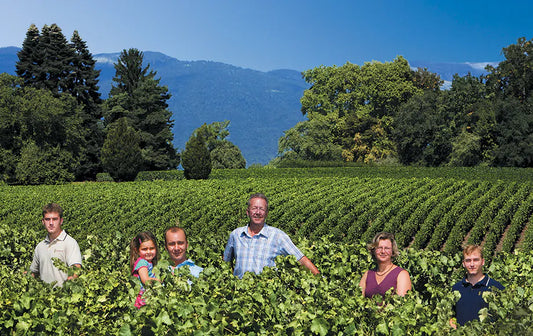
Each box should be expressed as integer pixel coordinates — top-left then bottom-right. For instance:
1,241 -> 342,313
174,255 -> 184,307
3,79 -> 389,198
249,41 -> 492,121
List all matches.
265,225 -> 288,235
63,231 -> 79,242
397,267 -> 410,276
452,279 -> 464,290
34,239 -> 47,253
35,238 -> 48,246
230,226 -> 247,235
488,277 -> 504,290
188,260 -> 204,272
134,257 -> 150,269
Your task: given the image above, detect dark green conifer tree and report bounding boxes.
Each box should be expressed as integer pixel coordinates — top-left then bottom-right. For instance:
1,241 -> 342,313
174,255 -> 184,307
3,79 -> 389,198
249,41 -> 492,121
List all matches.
15,24 -> 105,180
105,48 -> 178,171
182,124 -> 211,180
69,30 -> 104,179
33,24 -> 75,95
15,24 -> 41,86
101,117 -> 143,181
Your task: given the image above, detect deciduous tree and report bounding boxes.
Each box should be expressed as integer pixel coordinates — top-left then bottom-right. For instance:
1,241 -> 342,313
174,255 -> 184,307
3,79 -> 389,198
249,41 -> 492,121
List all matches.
277,113 -> 343,162
486,37 -> 533,102
15,140 -> 75,185
0,73 -> 86,184
298,57 -> 421,163
191,120 -> 246,169
393,91 -> 452,166
210,140 -> 246,169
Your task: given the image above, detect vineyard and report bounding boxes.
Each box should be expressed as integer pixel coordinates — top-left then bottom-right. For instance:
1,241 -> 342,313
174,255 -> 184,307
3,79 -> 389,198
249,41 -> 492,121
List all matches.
1,166 -> 533,334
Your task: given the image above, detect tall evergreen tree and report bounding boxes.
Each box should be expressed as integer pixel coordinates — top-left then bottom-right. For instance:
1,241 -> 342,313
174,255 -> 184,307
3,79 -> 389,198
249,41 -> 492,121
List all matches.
30,24 -> 75,95
15,24 -> 41,86
15,24 -> 104,180
104,48 -> 178,171
182,124 -> 211,180
68,31 -> 102,110
69,30 -> 104,179
101,118 -> 143,182
109,48 -> 147,97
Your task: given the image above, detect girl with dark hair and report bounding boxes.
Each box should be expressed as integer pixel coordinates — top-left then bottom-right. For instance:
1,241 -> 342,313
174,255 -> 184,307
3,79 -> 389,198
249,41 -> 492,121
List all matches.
130,231 -> 160,308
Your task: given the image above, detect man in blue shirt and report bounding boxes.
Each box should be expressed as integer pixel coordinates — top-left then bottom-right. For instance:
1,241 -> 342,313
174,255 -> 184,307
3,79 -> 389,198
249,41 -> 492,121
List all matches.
164,227 -> 203,279
223,193 -> 319,278
450,245 -> 504,328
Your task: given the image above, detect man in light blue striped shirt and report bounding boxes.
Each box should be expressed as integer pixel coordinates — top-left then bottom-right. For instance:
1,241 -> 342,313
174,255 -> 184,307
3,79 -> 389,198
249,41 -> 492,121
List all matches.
223,193 -> 320,278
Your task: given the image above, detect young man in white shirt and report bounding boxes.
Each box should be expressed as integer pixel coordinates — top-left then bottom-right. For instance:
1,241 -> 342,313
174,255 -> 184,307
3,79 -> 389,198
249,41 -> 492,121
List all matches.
30,203 -> 82,287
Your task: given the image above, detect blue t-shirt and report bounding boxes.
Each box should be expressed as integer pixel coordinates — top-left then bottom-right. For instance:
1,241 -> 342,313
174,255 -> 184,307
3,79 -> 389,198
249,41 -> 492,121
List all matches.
169,259 -> 203,277
169,259 -> 203,285
452,275 -> 504,326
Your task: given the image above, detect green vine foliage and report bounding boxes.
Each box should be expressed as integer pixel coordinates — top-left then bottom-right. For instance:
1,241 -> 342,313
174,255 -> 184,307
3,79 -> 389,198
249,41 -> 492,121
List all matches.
2,236 -> 532,335
1,167 -> 533,334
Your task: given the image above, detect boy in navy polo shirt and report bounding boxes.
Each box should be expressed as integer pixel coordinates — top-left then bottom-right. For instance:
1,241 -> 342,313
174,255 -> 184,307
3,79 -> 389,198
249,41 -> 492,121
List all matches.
450,245 -> 504,328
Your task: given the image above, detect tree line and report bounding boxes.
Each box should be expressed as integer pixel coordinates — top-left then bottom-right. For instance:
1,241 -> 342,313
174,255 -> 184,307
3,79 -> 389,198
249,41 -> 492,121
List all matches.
2,25 -> 530,185
275,37 -> 533,168
0,24 -> 245,184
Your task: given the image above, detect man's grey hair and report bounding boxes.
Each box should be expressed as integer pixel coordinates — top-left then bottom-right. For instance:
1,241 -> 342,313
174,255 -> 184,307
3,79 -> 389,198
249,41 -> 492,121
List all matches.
247,193 -> 269,210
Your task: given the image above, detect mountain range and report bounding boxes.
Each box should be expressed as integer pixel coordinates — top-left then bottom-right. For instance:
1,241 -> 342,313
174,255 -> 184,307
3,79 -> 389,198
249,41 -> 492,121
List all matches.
0,46 -> 495,165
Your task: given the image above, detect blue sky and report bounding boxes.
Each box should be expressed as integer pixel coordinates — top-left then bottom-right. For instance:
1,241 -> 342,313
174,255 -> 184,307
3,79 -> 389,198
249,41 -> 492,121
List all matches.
1,0 -> 531,72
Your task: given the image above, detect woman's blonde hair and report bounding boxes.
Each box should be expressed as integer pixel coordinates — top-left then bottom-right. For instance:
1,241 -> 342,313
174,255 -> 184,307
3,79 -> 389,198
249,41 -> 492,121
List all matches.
367,232 -> 400,258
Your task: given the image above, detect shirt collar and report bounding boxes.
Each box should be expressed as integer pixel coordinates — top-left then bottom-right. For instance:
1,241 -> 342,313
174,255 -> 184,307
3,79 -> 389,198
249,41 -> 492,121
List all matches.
170,259 -> 195,270
241,224 -> 270,238
45,230 -> 66,243
462,275 -> 489,288
176,259 -> 194,267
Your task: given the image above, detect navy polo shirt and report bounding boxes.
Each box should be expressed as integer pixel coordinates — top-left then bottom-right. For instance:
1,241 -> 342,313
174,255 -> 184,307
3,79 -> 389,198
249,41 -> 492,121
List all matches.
452,275 -> 504,326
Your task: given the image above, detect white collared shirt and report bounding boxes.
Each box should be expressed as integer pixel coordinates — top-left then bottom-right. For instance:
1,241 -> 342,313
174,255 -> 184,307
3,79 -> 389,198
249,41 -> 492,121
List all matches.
30,230 -> 82,287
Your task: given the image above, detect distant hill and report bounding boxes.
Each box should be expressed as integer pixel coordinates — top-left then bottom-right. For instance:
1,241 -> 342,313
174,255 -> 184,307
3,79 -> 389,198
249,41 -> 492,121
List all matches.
0,47 -> 497,164
0,47 -> 20,73
94,52 -> 312,165
0,48 -> 308,165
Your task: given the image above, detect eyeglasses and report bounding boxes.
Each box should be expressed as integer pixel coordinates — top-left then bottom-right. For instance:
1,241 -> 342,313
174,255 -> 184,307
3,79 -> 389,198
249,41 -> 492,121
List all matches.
249,206 -> 267,212
375,247 -> 392,252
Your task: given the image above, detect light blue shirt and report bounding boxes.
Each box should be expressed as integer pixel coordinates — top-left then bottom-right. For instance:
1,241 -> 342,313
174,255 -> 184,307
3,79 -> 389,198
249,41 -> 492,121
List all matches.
168,259 -> 203,284
223,224 -> 304,278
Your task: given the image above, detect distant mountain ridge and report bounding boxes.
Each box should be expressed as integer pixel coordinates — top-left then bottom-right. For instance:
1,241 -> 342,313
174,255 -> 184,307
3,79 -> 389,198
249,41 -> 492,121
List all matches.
0,47 -> 497,165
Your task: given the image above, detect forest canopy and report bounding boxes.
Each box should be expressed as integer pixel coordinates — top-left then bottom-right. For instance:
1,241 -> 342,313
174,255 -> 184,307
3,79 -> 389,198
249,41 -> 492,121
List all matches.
276,37 -> 533,168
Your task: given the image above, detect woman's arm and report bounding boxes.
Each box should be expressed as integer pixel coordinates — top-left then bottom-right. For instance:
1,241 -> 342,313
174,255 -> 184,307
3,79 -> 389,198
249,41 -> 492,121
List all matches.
396,270 -> 412,296
359,271 -> 368,296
